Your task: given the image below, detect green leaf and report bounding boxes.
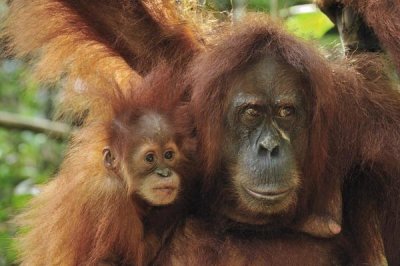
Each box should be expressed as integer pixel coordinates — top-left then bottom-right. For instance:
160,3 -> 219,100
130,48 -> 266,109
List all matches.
285,11 -> 334,39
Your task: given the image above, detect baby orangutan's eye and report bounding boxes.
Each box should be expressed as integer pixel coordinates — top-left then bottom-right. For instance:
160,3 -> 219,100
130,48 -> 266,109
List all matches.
145,153 -> 155,163
164,151 -> 174,160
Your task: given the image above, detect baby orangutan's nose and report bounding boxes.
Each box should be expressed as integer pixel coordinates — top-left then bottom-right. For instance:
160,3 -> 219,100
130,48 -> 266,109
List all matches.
155,168 -> 171,178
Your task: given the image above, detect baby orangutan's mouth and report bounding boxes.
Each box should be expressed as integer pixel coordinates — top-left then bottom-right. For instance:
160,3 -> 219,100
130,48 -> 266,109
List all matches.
147,177 -> 180,205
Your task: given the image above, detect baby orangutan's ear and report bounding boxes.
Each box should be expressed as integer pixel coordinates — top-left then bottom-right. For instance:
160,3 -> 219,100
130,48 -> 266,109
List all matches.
103,146 -> 117,170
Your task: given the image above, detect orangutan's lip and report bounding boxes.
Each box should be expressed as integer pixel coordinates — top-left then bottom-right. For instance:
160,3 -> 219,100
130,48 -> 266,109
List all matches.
153,185 -> 177,192
243,186 -> 291,200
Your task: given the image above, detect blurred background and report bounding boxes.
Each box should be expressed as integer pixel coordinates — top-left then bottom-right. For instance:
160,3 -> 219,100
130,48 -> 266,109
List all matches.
0,0 -> 339,265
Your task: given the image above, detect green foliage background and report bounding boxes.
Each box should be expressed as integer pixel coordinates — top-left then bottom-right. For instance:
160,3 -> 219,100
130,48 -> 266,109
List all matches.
0,60 -> 66,265
0,1 -> 338,265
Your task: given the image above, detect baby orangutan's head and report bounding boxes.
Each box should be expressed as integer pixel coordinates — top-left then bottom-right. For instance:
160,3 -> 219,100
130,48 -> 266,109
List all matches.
103,111 -> 185,206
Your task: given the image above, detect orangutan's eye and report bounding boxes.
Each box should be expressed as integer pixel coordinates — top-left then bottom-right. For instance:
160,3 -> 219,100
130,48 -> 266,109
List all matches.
164,151 -> 174,160
240,107 -> 263,127
277,106 -> 295,118
145,153 -> 155,163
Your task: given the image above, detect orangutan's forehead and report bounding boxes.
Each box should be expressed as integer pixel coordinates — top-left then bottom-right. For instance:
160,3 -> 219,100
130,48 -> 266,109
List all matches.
135,112 -> 173,141
230,56 -> 305,101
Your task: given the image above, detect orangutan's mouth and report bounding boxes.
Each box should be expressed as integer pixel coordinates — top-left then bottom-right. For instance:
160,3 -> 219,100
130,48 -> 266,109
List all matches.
243,186 -> 292,201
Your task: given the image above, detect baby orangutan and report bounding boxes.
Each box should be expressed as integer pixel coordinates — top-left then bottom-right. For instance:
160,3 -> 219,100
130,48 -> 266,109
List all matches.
99,110 -> 189,265
16,106 -> 194,266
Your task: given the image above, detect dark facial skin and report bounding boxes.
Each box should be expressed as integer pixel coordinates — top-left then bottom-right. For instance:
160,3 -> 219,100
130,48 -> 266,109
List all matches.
221,56 -> 310,224
103,113 -> 183,206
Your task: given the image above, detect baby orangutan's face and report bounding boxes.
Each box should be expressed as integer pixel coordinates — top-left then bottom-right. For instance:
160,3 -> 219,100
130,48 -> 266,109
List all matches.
103,112 -> 185,206
130,139 -> 182,206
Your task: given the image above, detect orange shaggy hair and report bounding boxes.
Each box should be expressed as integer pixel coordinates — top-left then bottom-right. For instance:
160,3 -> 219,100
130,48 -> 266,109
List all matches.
15,65 -> 198,265
3,0 -> 201,122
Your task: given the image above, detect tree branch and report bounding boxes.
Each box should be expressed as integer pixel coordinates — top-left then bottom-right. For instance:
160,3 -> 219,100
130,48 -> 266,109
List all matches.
0,111 -> 71,139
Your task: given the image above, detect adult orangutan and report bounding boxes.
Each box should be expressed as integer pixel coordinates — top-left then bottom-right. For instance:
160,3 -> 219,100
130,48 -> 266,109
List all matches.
4,1 -> 400,265
151,17 -> 400,265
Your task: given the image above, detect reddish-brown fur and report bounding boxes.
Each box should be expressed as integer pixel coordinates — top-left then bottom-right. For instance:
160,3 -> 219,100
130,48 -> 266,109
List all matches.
5,1 -> 400,265
153,218 -> 350,266
3,0 -> 201,123
188,18 -> 400,264
16,122 -> 147,265
15,66 -> 198,265
316,0 -> 400,73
